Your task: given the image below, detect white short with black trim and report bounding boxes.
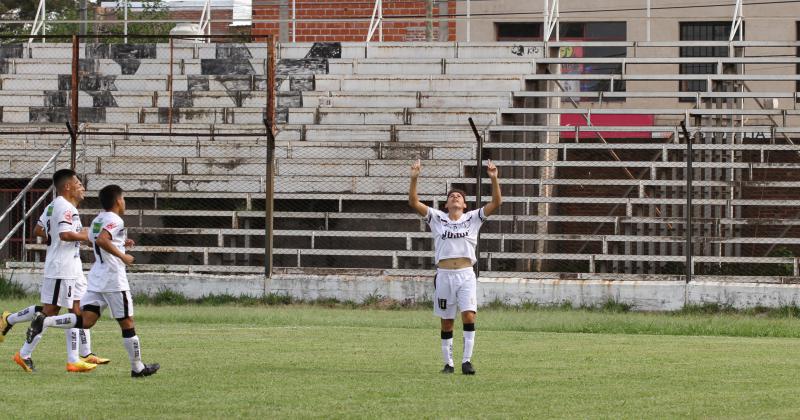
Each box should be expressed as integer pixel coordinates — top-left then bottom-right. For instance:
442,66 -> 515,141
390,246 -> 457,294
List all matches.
81,290 -> 134,319
40,277 -> 75,308
433,267 -> 477,319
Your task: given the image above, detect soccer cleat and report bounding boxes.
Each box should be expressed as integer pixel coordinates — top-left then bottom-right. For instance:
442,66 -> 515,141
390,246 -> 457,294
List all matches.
12,352 -> 35,373
0,310 -> 11,342
441,364 -> 454,374
131,363 -> 160,378
26,312 -> 45,344
461,361 -> 476,375
81,354 -> 111,365
66,360 -> 97,373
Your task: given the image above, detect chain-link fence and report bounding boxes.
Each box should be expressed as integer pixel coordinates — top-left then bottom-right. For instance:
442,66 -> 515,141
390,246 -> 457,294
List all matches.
0,34 -> 274,126
2,36 -> 800,280
0,127 -> 68,263
268,122 -> 800,279
0,127 -> 271,274
0,34 -> 276,274
272,138 -> 478,272
78,128 -> 270,272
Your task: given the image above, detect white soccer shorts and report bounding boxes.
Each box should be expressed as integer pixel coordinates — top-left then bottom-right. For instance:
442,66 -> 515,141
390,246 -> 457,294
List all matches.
40,277 -> 75,308
433,267 -> 478,319
72,272 -> 87,302
81,290 -> 135,320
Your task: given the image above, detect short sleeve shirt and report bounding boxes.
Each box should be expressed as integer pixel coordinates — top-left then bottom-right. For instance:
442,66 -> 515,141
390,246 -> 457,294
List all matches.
425,207 -> 488,265
39,196 -> 82,279
87,212 -> 130,292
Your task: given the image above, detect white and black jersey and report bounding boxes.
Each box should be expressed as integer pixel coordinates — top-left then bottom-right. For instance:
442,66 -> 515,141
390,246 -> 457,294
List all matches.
425,207 -> 488,265
88,212 -> 129,293
37,196 -> 82,280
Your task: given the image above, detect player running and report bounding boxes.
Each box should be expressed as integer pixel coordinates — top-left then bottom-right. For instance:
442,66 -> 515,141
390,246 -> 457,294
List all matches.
27,184 -> 159,378
1,169 -> 106,372
408,159 -> 502,375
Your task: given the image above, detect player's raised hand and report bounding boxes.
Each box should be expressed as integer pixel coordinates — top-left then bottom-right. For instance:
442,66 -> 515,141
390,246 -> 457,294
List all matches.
125,239 -> 135,249
487,159 -> 498,179
410,159 -> 422,178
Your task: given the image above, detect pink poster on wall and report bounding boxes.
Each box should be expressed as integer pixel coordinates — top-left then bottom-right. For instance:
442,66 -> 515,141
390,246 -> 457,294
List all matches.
559,113 -> 656,139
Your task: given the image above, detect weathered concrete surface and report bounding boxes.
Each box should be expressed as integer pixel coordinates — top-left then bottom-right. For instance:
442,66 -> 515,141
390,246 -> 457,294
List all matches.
687,281 -> 800,309
479,278 -> 686,311
6,267 -> 800,311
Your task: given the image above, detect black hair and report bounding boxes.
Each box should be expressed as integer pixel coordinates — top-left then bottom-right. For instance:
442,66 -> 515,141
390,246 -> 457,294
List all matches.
99,184 -> 124,211
444,189 -> 468,212
52,169 -> 77,192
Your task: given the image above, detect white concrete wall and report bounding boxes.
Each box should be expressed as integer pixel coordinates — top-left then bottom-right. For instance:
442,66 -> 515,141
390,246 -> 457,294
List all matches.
6,267 -> 800,311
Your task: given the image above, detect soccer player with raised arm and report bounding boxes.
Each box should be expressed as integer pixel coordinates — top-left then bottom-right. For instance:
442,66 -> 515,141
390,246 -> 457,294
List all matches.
0,169 -> 105,373
408,159 -> 502,375
27,185 -> 160,378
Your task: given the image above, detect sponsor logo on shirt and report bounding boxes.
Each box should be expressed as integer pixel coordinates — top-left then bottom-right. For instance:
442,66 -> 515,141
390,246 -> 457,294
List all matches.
92,222 -> 102,234
441,231 -> 469,240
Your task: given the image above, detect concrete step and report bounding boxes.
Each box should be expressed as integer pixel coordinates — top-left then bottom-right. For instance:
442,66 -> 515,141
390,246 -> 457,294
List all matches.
4,155 -> 465,177
276,158 -> 463,177
0,90 -> 271,108
24,43 -> 270,60
0,74 -> 269,92
327,58 -> 535,75
0,123 -> 480,144
84,173 -> 451,194
0,137 -> 473,161
86,173 -> 266,193
292,124 -> 477,143
4,106 -> 268,124
313,75 -> 525,92
0,59 -> 268,76
278,42 -> 546,60
287,107 -> 498,126
301,91 -> 513,108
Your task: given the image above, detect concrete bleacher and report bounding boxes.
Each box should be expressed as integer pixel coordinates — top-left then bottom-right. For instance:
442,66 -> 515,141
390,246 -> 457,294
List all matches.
3,40 -> 800,277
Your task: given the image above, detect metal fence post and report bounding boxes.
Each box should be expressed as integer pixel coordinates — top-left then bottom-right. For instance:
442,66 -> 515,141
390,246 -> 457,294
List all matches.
680,121 -> 694,283
168,37 -> 174,132
264,118 -> 275,278
70,35 -> 79,170
469,117 -> 483,277
267,37 -> 276,128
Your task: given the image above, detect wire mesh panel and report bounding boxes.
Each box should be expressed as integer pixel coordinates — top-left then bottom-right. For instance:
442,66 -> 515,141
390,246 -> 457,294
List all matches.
0,128 -> 68,263
72,128 -> 270,271
3,37 -> 800,282
692,131 -> 800,278
273,141 -> 478,271
0,35 -> 275,274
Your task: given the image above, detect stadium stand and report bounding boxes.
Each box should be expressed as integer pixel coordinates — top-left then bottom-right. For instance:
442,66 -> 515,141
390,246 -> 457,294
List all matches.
2,40 -> 800,278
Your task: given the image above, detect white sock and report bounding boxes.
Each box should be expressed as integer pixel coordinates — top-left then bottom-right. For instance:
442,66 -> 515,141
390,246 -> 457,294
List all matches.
79,329 -> 92,357
441,337 -> 454,367
66,329 -> 80,363
43,313 -> 78,329
7,305 -> 39,325
124,336 -> 145,372
463,330 -> 475,363
20,334 -> 42,359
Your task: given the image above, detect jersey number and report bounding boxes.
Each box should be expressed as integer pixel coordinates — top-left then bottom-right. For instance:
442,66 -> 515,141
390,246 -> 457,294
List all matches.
45,221 -> 51,246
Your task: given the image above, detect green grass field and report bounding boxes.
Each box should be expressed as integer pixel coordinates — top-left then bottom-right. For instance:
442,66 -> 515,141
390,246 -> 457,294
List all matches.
1,298 -> 800,418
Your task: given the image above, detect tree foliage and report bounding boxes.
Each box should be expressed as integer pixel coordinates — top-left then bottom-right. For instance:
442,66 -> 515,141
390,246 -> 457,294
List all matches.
0,0 -> 172,41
